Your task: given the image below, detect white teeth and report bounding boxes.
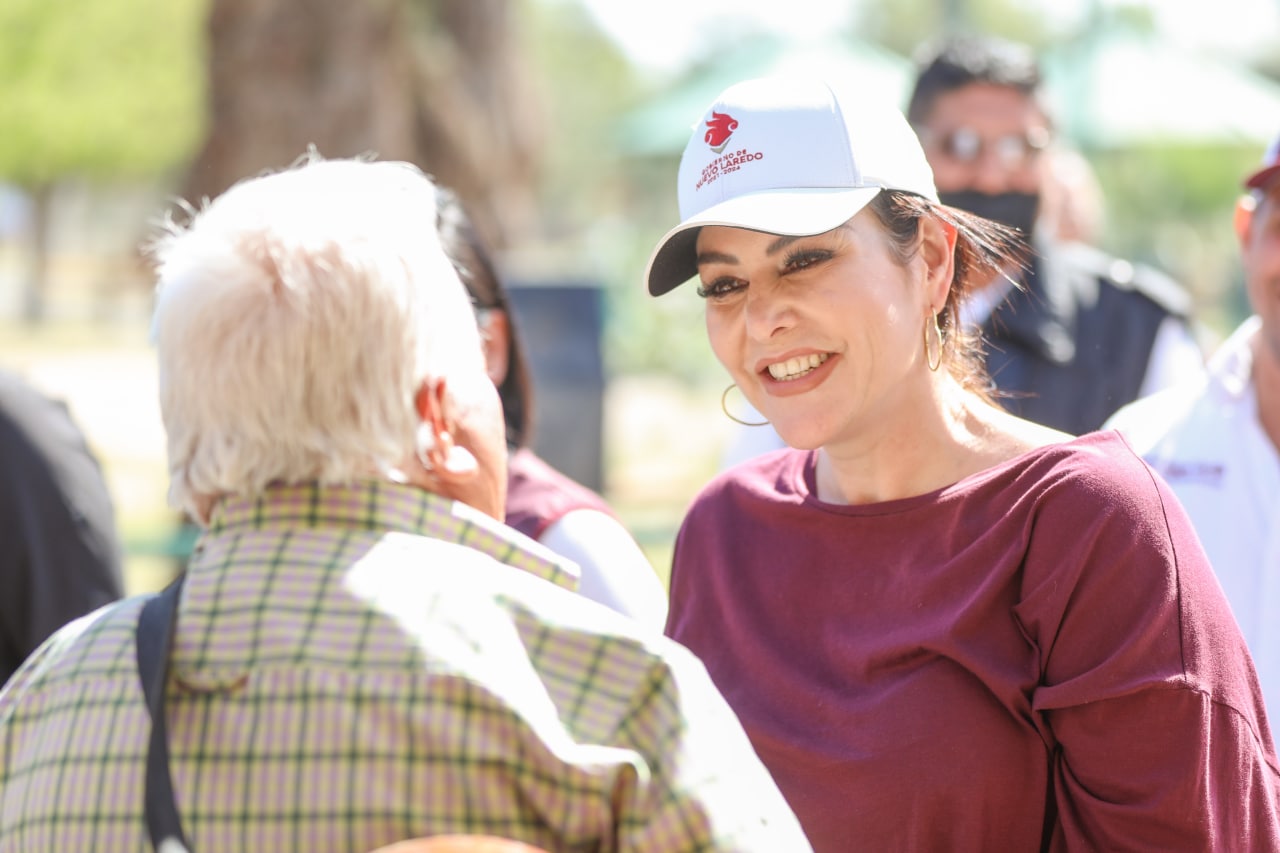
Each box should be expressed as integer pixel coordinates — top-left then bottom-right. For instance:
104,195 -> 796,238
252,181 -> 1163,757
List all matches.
767,352 -> 829,380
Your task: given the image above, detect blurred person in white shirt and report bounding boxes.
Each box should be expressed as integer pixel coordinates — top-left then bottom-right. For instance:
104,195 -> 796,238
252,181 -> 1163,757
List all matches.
1107,133 -> 1280,718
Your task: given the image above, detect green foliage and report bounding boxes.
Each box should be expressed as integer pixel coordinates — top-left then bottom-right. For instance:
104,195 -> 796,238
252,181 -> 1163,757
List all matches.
1095,145 -> 1253,231
520,0 -> 648,234
852,0 -> 1059,59
1090,144 -> 1259,335
1108,3 -> 1158,34
596,212 -> 725,384
520,0 -> 726,383
0,0 -> 207,186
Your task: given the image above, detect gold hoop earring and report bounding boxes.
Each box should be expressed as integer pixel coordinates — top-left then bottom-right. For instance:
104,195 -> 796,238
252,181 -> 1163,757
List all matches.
923,312 -> 943,372
720,384 -> 769,427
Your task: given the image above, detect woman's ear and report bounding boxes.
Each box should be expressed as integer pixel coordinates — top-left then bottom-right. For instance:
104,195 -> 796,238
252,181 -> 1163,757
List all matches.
919,214 -> 958,311
478,309 -> 511,386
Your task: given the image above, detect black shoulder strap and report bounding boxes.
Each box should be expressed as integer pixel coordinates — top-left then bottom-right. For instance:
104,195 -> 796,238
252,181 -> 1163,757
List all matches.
136,576 -> 193,853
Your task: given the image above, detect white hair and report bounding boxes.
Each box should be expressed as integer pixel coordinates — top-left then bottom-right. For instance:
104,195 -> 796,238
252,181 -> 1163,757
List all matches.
148,156 -> 488,519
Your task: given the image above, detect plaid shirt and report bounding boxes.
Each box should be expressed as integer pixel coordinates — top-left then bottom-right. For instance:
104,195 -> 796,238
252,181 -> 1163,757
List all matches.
0,481 -> 808,852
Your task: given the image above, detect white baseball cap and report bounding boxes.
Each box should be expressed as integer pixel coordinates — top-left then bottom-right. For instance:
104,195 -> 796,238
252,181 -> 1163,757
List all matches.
644,75 -> 938,296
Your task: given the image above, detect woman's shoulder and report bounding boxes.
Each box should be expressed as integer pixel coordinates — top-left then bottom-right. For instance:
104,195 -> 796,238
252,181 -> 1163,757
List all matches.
695,446 -> 809,503
505,447 -> 616,539
1028,429 -> 1155,486
979,430 -> 1187,550
675,449 -> 813,537
928,399 -> 1148,510
918,426 -> 1170,541
987,429 -> 1161,502
507,447 -> 600,498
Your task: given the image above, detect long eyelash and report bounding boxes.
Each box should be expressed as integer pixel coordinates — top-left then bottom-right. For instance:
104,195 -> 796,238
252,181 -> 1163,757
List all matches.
783,248 -> 830,267
695,276 -> 743,298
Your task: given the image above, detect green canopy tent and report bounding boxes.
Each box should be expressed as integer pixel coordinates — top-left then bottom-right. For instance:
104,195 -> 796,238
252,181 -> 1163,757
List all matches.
618,34 -> 913,157
1042,28 -> 1280,149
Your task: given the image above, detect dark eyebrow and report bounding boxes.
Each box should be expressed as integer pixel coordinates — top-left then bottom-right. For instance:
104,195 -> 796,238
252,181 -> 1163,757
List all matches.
695,250 -> 737,268
695,234 -> 804,268
765,234 -> 802,255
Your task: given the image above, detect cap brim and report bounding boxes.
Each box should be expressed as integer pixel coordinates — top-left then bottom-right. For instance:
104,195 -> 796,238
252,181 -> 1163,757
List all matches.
644,186 -> 885,297
1246,164 -> 1280,191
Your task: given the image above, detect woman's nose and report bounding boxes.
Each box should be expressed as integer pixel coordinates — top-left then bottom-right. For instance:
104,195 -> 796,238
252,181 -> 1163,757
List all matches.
742,282 -> 795,341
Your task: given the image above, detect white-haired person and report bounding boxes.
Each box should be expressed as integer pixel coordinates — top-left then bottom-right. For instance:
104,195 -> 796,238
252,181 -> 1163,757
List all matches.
644,76 -> 1280,851
0,156 -> 810,852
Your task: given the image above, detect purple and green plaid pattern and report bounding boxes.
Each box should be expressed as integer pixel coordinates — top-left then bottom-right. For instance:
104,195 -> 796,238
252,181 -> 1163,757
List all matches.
0,481 -> 808,852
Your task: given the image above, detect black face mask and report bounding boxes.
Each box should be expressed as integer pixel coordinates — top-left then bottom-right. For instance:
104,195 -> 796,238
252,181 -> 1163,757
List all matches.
937,190 -> 1040,243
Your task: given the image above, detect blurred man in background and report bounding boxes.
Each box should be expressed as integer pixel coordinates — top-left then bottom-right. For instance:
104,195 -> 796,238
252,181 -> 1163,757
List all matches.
906,34 -> 1204,434
1107,135 -> 1280,718
0,369 -> 123,686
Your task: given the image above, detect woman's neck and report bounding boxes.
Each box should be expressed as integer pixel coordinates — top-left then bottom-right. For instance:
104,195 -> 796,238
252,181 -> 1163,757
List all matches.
813,379 -> 1066,506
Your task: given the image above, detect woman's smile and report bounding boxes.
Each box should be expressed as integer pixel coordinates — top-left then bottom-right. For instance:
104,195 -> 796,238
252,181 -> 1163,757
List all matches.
756,350 -> 841,400
697,213 -> 928,444
765,352 -> 831,381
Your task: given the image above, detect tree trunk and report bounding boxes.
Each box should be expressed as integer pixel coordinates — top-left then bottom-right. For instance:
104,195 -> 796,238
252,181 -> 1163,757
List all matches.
182,0 -> 541,249
21,183 -> 53,324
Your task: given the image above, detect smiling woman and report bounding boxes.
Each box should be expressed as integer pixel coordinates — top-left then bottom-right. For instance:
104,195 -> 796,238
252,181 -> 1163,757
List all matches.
643,74 -> 1280,851
692,201 -> 1001,458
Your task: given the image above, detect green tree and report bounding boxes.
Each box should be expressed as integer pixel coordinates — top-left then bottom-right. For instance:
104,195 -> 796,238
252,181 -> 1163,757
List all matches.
0,0 -> 206,321
517,1 -> 723,381
181,0 -> 543,253
853,0 -> 1058,58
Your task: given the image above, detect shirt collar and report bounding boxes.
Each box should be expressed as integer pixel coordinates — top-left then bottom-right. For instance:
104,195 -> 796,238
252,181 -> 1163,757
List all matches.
1206,315 -> 1260,401
206,480 -> 580,592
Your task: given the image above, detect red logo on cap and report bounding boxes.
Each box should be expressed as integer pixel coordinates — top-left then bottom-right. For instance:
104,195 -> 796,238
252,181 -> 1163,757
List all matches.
704,111 -> 738,153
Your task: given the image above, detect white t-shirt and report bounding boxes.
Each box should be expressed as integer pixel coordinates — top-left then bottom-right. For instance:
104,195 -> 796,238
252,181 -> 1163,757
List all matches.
1106,316 -> 1280,719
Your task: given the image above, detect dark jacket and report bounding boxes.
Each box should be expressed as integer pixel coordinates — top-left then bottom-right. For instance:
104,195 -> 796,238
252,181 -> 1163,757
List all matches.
982,240 -> 1195,435
0,371 -> 124,685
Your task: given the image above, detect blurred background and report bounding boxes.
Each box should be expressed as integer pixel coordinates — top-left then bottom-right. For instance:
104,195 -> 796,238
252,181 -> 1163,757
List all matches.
2,0 -> 1278,591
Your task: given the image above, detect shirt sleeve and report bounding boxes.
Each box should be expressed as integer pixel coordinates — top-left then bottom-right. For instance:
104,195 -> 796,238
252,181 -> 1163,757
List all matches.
611,643 -> 813,852
539,509 -> 668,632
1021,446 -> 1280,850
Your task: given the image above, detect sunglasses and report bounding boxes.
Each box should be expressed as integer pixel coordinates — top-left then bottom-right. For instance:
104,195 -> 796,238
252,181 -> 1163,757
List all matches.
923,126 -> 1051,168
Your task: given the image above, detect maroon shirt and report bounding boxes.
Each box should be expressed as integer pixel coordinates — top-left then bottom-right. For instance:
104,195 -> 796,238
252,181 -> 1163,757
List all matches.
666,431 -> 1280,851
505,448 -> 616,542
